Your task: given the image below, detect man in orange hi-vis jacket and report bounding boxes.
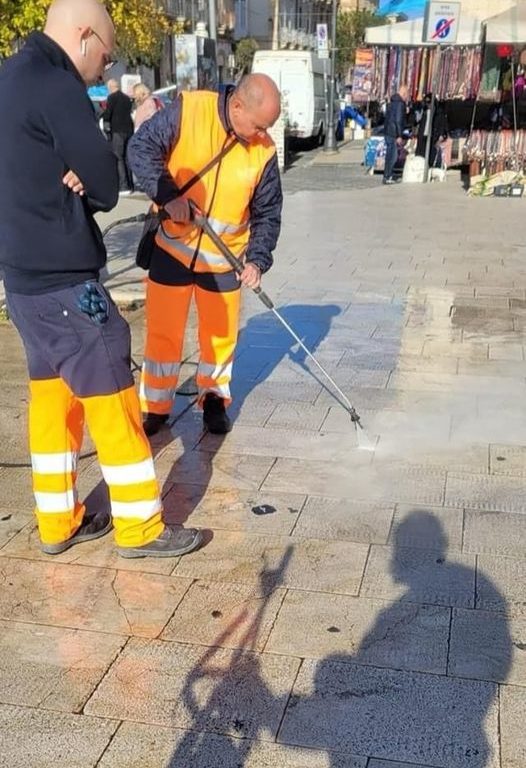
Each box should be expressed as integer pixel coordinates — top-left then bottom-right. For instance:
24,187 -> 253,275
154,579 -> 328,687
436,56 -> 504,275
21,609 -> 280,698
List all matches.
128,74 -> 283,437
0,0 -> 201,558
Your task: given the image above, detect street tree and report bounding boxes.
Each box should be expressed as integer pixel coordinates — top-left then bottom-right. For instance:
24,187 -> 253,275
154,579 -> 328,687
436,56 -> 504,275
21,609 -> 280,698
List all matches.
0,0 -> 170,64
336,9 -> 384,82
234,37 -> 258,75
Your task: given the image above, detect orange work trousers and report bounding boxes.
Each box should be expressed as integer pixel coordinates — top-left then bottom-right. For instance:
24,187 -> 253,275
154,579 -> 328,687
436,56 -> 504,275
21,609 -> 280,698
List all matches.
141,275 -> 241,416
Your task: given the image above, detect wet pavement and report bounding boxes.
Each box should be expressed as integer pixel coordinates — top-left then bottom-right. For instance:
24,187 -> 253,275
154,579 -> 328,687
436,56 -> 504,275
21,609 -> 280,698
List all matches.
1,143 -> 526,766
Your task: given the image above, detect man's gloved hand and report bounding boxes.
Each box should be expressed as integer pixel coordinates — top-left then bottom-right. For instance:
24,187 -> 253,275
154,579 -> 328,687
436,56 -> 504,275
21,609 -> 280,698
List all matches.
77,282 -> 109,325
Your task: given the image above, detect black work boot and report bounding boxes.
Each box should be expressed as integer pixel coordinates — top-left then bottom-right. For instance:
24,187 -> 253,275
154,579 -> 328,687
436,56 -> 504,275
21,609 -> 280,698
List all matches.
41,511 -> 112,555
143,412 -> 169,437
116,525 -> 203,559
203,393 -> 232,434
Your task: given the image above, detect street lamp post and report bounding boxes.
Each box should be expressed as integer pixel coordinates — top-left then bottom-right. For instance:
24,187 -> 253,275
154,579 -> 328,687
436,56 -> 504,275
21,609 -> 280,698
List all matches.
208,0 -> 217,40
323,0 -> 338,153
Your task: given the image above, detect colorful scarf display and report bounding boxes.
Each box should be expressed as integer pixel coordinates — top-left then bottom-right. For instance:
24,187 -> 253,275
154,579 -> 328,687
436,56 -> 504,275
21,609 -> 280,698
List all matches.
370,46 -> 483,101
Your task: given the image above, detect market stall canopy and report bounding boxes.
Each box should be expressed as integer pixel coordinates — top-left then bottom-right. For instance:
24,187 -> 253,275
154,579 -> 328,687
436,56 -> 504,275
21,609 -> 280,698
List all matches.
485,5 -> 526,43
365,14 -> 483,47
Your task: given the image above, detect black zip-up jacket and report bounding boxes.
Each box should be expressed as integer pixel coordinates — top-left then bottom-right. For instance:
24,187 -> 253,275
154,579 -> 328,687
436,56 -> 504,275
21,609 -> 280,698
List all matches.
384,93 -> 406,139
0,33 -> 118,295
127,87 -> 282,274
101,90 -> 134,136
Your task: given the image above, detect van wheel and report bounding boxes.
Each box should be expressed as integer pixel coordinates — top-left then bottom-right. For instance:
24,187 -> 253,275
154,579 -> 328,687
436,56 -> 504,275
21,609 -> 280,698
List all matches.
317,126 -> 325,147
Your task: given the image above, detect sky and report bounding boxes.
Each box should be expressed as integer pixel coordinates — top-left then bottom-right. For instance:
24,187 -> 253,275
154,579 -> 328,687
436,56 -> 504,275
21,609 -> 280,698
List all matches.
377,0 -> 427,20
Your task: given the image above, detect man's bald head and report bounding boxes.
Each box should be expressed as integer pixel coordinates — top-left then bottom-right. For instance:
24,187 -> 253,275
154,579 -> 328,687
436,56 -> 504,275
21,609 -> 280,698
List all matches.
44,0 -> 115,85
228,74 -> 281,144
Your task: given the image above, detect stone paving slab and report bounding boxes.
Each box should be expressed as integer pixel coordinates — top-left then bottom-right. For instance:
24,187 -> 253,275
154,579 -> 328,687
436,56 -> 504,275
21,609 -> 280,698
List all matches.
162,485 -> 305,534
85,637 -> 300,739
463,509 -> 526,559
162,580 -> 286,652
292,497 -> 394,544
445,472 -> 526,512
449,608 -> 523,685
173,531 -> 369,595
263,460 -> 446,506
360,545 -> 476,608
388,371 -> 526,396
265,401 -> 330,431
0,620 -> 125,712
477,555 -> 526,615
500,684 -> 526,768
199,425 -> 363,463
489,444 -> 526,475
0,703 -> 118,768
157,451 -> 276,492
278,659 -> 499,768
266,590 -> 450,675
97,721 -> 367,768
0,557 -> 192,636
0,466 -> 39,510
0,510 -> 32,550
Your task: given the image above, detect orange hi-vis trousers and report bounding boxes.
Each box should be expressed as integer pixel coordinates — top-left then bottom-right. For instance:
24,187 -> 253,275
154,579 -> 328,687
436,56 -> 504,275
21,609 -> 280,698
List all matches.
7,283 -> 165,549
141,257 -> 241,417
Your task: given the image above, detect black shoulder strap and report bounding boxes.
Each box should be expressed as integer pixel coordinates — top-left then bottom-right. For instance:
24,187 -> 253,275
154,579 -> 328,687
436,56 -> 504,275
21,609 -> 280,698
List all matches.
177,137 -> 238,198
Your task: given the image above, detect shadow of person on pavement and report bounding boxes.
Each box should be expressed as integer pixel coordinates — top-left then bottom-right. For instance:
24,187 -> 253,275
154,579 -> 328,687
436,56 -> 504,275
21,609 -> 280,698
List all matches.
280,511 -> 512,768
167,546 -> 294,767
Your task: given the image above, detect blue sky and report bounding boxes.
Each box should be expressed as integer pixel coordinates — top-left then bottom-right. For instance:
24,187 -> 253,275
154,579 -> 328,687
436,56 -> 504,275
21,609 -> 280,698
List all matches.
378,0 -> 427,19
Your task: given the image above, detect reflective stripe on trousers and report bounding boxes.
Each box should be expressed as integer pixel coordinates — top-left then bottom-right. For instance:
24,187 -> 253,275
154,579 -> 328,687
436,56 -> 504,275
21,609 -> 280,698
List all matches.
141,277 -> 240,415
29,378 -> 164,547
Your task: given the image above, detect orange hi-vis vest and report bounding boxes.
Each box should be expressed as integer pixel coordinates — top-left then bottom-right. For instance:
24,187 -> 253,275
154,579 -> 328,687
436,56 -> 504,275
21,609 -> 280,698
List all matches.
155,90 -> 276,273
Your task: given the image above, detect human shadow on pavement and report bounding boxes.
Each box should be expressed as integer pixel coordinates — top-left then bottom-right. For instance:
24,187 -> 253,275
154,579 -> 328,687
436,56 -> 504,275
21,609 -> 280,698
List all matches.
167,546 -> 294,767
159,303 -> 343,530
279,510 -> 512,768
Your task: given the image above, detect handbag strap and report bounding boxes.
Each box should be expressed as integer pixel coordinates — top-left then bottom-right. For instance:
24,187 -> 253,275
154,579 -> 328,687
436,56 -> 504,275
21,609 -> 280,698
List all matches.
177,136 -> 238,198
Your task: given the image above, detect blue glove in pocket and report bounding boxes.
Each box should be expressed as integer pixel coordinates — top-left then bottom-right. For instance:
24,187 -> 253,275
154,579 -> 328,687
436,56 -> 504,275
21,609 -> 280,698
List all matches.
77,282 -> 109,325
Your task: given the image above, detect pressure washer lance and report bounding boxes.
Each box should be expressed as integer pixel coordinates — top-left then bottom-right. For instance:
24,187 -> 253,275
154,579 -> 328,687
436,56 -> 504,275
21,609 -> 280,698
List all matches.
189,204 -> 375,451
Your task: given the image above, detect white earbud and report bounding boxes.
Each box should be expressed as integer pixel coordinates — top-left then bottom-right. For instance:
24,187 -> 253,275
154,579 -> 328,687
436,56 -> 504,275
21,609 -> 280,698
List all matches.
81,39 -> 87,56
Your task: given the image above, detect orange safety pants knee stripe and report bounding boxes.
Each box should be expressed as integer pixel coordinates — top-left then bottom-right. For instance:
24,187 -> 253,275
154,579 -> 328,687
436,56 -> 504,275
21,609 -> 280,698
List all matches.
141,279 -> 193,415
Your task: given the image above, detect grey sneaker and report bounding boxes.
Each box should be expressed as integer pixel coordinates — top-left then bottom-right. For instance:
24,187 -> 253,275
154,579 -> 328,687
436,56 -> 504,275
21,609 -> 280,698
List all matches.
41,511 -> 112,555
116,525 -> 203,559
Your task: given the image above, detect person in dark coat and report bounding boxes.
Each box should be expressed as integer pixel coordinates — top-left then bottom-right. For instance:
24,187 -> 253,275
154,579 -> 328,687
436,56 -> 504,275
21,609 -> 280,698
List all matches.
102,77 -> 134,194
383,84 -> 409,185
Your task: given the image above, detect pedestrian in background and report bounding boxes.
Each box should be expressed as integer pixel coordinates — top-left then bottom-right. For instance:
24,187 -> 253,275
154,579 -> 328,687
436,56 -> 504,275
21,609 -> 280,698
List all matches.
102,77 -> 134,195
383,84 -> 409,185
0,0 -> 202,559
132,82 -> 163,132
128,74 -> 283,437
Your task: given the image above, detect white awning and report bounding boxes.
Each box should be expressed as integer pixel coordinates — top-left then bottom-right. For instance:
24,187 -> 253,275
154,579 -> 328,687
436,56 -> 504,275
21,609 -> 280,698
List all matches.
485,5 -> 526,43
365,15 -> 483,47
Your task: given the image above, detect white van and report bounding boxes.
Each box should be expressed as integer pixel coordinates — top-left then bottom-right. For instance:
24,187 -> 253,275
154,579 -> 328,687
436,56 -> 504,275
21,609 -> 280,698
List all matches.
251,50 -> 327,144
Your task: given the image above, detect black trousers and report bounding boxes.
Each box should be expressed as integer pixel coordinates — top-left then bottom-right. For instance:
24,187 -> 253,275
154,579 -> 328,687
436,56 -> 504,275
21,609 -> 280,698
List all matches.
111,132 -> 133,192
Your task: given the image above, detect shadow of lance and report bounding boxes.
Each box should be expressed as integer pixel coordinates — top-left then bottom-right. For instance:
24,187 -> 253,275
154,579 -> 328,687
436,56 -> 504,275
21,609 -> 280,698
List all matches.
167,546 -> 294,768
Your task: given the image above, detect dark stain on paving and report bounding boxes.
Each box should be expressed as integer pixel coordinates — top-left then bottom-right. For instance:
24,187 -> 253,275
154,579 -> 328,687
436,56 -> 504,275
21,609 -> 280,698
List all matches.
327,626 -> 341,633
211,610 -> 223,619
251,504 -> 276,516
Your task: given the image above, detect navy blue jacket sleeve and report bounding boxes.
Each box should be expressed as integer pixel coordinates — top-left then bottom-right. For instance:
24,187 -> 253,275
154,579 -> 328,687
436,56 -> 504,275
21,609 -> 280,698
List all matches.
245,153 -> 282,273
394,100 -> 405,138
127,97 -> 182,205
41,74 -> 118,212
